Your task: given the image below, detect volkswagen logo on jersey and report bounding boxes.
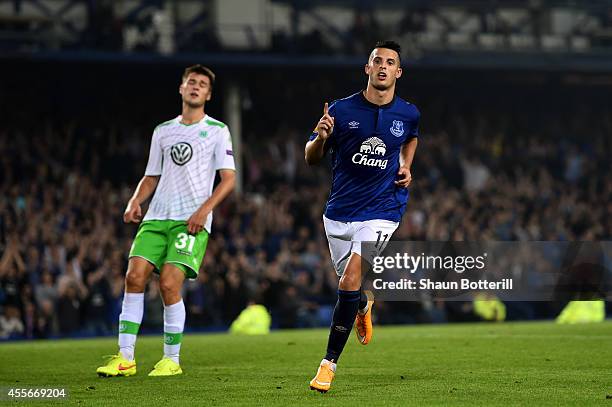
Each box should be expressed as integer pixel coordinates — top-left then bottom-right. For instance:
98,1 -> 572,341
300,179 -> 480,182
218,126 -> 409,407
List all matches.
352,137 -> 388,169
390,120 -> 404,137
170,142 -> 193,166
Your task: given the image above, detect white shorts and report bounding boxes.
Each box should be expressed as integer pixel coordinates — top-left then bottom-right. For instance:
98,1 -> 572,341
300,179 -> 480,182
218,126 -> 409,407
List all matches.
323,215 -> 399,276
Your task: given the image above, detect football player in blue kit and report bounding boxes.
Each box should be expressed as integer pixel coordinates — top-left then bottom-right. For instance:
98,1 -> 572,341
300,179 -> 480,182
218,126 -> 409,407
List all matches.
305,40 -> 420,393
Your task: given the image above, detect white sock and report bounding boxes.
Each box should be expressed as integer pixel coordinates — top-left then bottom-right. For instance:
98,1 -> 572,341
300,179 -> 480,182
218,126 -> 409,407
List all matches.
118,292 -> 144,361
163,299 -> 186,365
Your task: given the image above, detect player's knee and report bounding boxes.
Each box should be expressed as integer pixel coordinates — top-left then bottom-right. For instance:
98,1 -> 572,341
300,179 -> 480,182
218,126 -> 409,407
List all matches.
339,273 -> 360,290
339,266 -> 360,290
159,277 -> 180,296
125,269 -> 147,291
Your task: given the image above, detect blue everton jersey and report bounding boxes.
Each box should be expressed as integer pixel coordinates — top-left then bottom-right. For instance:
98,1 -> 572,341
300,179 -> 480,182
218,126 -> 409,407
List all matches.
309,91 -> 420,222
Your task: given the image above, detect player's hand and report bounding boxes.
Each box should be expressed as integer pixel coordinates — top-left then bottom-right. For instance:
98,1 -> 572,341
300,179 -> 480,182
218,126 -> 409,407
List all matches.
395,166 -> 412,188
315,102 -> 334,140
187,208 -> 209,235
123,200 -> 142,223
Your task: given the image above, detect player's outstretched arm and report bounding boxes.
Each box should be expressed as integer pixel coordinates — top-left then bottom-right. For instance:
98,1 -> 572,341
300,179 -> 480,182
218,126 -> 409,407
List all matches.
305,102 -> 334,165
186,169 -> 236,234
123,175 -> 160,223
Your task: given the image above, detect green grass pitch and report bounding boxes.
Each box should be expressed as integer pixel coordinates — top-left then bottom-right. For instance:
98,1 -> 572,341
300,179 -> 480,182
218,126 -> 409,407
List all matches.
1,322 -> 611,406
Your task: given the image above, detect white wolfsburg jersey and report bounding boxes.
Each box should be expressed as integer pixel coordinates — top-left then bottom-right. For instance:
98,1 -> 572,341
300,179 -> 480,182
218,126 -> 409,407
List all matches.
143,115 -> 235,232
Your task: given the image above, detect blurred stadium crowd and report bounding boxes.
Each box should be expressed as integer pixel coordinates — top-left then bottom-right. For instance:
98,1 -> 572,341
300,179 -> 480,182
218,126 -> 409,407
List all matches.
0,69 -> 611,340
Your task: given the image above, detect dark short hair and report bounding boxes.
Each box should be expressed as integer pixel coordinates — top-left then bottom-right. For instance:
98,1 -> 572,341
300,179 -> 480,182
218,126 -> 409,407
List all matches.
372,40 -> 401,63
182,64 -> 215,89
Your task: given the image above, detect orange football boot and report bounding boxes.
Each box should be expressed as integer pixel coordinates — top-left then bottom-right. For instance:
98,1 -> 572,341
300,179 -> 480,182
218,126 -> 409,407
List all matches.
309,359 -> 336,393
355,290 -> 374,345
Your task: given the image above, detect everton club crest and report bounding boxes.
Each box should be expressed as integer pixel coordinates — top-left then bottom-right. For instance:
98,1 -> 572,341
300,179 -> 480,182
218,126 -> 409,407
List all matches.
390,120 -> 404,137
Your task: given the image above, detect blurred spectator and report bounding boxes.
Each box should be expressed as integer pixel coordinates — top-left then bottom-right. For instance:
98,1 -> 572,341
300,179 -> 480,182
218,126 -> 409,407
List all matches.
56,284 -> 86,336
35,271 -> 58,309
461,155 -> 491,192
22,301 -> 37,339
84,264 -> 113,336
0,305 -> 24,339
36,299 -> 58,338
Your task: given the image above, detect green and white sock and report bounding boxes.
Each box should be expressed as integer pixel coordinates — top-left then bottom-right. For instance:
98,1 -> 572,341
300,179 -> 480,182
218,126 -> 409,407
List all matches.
118,292 -> 144,361
163,299 -> 185,364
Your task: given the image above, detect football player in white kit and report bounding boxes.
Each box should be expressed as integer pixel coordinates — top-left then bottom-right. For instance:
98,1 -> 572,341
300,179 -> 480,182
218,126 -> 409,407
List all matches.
97,65 -> 236,377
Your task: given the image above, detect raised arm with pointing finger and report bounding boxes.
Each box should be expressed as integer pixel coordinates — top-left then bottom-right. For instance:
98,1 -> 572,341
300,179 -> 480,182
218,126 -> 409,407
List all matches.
305,102 -> 335,165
